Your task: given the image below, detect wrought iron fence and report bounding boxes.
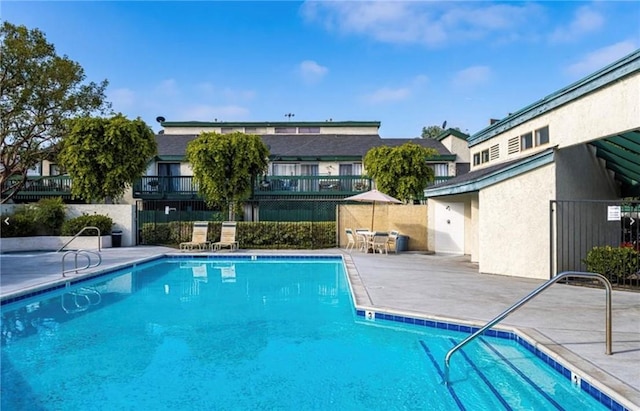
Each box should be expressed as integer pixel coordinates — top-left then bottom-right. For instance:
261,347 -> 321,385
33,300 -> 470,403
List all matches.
551,199 -> 639,289
136,199 -> 338,248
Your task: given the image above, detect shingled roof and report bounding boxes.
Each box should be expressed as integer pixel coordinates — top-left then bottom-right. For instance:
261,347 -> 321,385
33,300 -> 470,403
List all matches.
155,134 -> 453,159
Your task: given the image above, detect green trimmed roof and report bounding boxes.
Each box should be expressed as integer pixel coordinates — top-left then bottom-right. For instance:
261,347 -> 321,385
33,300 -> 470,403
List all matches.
469,50 -> 640,148
161,120 -> 381,128
435,128 -> 469,142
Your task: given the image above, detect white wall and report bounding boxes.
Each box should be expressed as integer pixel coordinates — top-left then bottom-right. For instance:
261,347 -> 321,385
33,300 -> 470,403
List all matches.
1,204 -> 136,247
478,163 -> 555,279
470,73 -> 639,171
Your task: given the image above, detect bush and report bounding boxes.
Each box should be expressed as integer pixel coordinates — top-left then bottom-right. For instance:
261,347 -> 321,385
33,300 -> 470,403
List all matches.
139,220 -> 336,249
0,206 -> 38,237
61,214 -> 113,236
583,245 -> 639,283
33,197 -> 67,235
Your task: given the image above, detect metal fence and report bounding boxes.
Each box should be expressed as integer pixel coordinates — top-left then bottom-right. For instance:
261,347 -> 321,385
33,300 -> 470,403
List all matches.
136,199 -> 339,248
551,199 -> 639,288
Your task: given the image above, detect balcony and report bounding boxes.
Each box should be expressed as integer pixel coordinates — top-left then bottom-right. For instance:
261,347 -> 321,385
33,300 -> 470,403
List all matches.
254,175 -> 373,197
2,176 -> 74,202
132,175 -> 374,200
132,176 -> 199,199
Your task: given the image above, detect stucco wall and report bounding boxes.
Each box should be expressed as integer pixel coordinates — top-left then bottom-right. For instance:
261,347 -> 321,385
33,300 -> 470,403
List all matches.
163,125 -> 381,135
1,204 -> 136,247
338,204 -> 428,251
469,73 -> 639,171
555,144 -> 619,200
479,163 -> 555,279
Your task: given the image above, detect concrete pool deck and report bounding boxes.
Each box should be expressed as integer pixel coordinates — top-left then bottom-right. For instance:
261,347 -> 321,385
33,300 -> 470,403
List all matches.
1,246 -> 639,408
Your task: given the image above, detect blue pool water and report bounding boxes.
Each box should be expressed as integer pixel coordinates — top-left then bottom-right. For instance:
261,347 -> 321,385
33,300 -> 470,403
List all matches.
1,256 -> 612,410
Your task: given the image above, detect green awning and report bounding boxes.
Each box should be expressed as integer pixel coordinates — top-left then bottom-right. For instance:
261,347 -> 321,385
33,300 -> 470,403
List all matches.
590,129 -> 640,197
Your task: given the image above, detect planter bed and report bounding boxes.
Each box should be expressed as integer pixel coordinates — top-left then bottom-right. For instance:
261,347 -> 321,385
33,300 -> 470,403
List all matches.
0,236 -> 111,253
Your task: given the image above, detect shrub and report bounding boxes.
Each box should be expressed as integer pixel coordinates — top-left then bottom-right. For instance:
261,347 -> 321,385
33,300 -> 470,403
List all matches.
583,245 -> 639,283
141,222 -> 174,244
0,206 -> 38,237
61,214 -> 113,236
33,197 -> 67,235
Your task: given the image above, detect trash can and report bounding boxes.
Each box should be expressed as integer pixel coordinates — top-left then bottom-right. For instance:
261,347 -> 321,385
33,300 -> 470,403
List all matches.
396,235 -> 409,252
111,230 -> 122,248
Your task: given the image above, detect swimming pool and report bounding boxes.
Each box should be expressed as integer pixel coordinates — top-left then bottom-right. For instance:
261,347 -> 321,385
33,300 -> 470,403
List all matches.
0,256 -> 617,410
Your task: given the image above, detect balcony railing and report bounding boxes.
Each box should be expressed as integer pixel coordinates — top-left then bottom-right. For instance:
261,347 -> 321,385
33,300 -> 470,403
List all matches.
2,176 -> 74,201
132,175 -> 374,199
133,176 -> 199,199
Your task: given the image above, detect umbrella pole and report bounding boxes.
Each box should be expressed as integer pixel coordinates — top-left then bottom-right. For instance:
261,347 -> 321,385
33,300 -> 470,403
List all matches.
371,201 -> 376,231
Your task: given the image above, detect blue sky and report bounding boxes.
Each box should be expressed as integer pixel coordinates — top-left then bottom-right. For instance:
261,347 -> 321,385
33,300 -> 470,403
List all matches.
3,1 -> 639,137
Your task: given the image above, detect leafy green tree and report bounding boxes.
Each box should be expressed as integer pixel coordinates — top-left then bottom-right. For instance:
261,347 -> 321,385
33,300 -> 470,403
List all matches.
57,114 -> 157,202
186,131 -> 269,220
364,143 -> 437,202
421,125 -> 443,139
0,22 -> 110,203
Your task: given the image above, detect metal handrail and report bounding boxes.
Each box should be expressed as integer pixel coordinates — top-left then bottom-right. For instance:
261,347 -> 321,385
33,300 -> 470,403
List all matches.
443,271 -> 612,386
57,226 -> 101,252
62,249 -> 102,277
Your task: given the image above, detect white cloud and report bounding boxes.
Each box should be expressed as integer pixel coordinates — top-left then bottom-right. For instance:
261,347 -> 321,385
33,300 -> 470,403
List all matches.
108,88 -> 135,109
565,41 -> 638,77
155,79 -> 179,96
298,60 -> 329,84
301,1 -> 543,47
549,6 -> 604,43
362,74 -> 428,104
364,86 -> 411,104
452,66 -> 491,89
222,87 -> 256,101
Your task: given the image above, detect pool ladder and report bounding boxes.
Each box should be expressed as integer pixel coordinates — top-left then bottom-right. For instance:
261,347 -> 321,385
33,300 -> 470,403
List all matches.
61,287 -> 102,313
62,249 -> 102,277
443,271 -> 613,386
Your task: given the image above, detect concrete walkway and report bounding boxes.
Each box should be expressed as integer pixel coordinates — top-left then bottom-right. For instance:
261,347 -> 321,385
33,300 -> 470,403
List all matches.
1,247 -> 639,408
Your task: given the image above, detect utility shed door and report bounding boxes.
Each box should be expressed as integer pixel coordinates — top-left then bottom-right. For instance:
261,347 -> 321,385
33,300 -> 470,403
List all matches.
435,202 -> 465,254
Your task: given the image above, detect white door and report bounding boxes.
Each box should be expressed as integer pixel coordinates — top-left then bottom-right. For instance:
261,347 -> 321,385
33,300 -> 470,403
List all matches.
435,202 -> 465,254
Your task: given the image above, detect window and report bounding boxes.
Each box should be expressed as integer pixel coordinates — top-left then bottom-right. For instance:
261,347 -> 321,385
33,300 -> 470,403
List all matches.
298,127 -> 320,134
473,153 -> 481,166
520,132 -> 533,150
49,164 -> 61,176
535,126 -> 549,146
221,127 -> 240,134
274,127 -> 296,134
508,137 -> 520,155
430,163 -> 449,177
27,163 -> 42,176
481,149 -> 490,163
489,144 -> 500,160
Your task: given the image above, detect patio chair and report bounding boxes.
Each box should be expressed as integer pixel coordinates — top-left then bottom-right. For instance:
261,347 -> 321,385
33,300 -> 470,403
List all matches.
355,229 -> 369,252
387,230 -> 399,253
369,232 -> 389,255
345,228 -> 357,252
179,221 -> 210,251
212,221 -> 239,251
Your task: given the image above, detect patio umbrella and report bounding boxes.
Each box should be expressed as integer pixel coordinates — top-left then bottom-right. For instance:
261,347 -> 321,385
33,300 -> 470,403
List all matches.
344,189 -> 402,231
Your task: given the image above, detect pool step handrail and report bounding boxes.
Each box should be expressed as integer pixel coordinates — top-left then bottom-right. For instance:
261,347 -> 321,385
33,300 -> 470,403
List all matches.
57,226 -> 102,252
62,249 -> 102,277
61,287 -> 102,313
443,271 -> 612,386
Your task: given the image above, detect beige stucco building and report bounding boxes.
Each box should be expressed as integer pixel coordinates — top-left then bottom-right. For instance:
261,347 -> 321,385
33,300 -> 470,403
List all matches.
425,50 -> 640,280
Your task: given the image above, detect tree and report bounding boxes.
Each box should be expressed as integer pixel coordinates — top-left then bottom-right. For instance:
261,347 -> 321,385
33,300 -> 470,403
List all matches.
0,21 -> 110,203
363,143 -> 437,202
421,125 -> 443,139
57,114 -> 157,202
186,131 -> 269,220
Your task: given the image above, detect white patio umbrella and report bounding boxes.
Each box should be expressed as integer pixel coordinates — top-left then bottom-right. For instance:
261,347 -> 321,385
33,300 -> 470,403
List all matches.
344,189 -> 402,231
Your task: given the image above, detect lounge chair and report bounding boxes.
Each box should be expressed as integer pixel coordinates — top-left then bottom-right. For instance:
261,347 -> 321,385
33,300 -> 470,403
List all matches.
212,221 -> 239,251
345,228 -> 357,252
368,232 -> 389,255
179,221 -> 210,251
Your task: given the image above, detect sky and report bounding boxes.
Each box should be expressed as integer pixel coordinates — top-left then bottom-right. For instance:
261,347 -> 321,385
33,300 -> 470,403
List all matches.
3,1 -> 639,138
